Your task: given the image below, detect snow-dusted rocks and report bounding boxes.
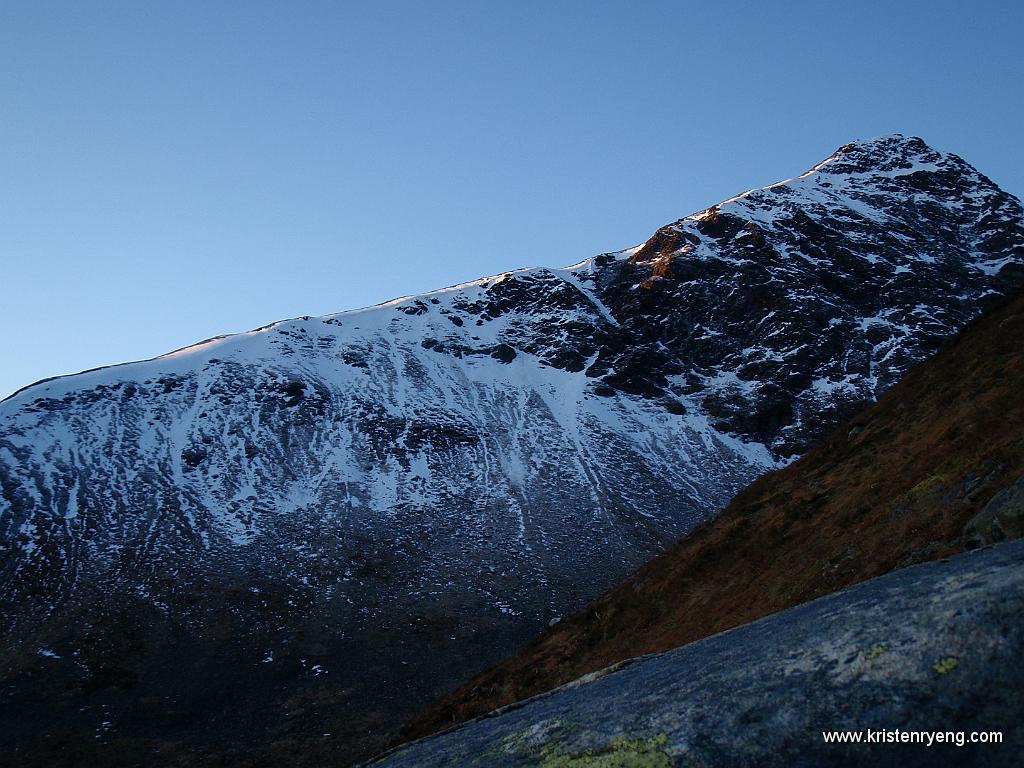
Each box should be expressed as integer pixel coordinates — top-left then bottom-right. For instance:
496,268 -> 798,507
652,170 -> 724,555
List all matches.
1,135 -> 1022,764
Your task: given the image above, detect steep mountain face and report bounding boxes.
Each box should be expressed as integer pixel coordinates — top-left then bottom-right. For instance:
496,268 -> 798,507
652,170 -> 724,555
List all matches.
611,135 -> 1023,453
407,284 -> 1024,741
1,135 -> 1022,765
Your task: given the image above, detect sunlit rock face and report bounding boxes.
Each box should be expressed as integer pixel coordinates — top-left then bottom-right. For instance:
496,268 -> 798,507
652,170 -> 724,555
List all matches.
1,135 -> 1022,765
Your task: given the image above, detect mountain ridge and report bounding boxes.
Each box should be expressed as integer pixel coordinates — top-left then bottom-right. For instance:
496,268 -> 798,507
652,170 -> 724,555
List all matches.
5,135 -> 1015,408
2,134 -> 1022,766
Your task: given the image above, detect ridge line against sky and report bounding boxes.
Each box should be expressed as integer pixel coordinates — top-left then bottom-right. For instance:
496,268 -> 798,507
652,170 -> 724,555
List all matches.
1,0 -> 1022,399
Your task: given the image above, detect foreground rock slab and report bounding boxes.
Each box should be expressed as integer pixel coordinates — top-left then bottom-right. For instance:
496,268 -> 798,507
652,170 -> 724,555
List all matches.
373,539 -> 1024,767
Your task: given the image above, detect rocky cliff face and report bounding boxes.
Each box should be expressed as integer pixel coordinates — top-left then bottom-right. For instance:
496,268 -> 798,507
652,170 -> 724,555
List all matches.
1,135 -> 1022,765
405,282 -> 1024,741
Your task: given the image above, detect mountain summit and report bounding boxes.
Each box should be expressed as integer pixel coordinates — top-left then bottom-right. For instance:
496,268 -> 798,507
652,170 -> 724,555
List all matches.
1,135 -> 1022,765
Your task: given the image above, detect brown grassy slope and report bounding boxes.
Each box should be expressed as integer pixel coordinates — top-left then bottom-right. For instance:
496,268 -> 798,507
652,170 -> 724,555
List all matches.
402,288 -> 1024,742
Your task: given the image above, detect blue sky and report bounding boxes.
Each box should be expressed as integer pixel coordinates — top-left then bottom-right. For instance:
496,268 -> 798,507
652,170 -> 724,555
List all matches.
1,0 -> 1022,398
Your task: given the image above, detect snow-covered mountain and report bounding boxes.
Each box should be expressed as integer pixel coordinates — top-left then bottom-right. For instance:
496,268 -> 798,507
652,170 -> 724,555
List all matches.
1,135 -> 1022,765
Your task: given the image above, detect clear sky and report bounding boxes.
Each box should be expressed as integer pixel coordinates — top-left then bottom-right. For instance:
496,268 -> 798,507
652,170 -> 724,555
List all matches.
1,1 -> 1022,399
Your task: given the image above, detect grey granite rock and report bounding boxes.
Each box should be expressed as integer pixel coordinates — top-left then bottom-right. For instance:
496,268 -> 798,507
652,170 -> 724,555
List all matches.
964,475 -> 1024,548
373,539 -> 1024,767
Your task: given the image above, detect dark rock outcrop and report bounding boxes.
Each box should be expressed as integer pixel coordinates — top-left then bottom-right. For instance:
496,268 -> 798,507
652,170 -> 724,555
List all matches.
964,474 -> 1024,548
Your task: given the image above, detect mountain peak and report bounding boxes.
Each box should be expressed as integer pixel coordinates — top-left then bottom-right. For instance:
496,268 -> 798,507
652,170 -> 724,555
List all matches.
804,133 -> 953,177
633,133 -> 1020,272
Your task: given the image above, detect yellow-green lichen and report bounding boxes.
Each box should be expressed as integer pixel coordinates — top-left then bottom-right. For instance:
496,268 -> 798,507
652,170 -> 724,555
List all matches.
933,656 -> 959,674
497,719 -> 575,756
902,473 -> 950,506
534,733 -> 671,768
866,643 -> 889,661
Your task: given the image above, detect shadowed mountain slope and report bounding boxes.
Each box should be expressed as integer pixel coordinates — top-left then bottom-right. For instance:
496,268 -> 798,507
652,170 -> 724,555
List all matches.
403,285 -> 1024,744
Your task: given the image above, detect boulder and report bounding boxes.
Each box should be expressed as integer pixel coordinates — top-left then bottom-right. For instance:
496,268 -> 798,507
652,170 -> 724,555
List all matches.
373,540 -> 1024,767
